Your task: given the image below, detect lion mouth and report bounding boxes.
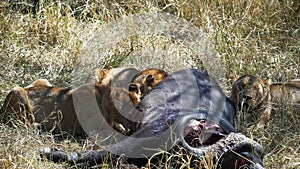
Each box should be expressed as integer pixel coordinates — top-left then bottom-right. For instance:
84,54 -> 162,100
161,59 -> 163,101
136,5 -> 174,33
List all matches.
239,97 -> 253,112
184,119 -> 226,148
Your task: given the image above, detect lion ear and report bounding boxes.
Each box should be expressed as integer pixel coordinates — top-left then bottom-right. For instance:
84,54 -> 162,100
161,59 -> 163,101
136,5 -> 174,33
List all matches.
228,73 -> 238,81
264,79 -> 271,85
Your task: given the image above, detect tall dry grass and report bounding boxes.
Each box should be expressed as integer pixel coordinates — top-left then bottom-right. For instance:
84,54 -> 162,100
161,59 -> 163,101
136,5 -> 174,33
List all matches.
0,0 -> 299,168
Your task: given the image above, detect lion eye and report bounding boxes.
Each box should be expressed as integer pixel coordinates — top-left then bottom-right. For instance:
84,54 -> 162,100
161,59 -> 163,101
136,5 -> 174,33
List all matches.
238,84 -> 245,90
253,84 -> 261,91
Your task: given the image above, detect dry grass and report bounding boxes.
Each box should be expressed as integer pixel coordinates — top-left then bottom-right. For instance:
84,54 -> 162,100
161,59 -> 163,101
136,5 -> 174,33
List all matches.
0,0 -> 299,168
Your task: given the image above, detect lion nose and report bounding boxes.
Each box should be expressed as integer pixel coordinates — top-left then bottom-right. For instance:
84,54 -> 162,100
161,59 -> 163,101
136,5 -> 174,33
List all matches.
243,95 -> 252,100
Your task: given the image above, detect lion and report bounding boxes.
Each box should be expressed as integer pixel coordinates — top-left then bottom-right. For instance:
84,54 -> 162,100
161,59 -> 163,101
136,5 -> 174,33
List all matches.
270,80 -> 300,106
86,67 -> 168,102
229,75 -> 272,130
230,75 -> 300,130
135,68 -> 168,87
86,67 -> 145,104
130,68 -> 168,101
0,79 -> 54,124
0,79 -> 140,136
0,81 -> 74,131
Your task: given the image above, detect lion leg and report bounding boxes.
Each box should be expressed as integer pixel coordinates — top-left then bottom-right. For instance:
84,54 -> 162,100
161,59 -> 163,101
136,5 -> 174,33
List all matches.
258,106 -> 271,127
248,106 -> 271,132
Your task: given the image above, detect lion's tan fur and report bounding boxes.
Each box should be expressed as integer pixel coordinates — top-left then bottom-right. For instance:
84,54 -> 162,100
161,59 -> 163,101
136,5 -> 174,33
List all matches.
230,75 -> 300,131
136,68 -> 168,87
230,75 -> 272,130
1,79 -> 139,136
1,68 -> 168,136
130,68 -> 168,100
86,68 -> 168,102
270,80 -> 300,106
24,79 -> 53,89
86,67 -> 138,86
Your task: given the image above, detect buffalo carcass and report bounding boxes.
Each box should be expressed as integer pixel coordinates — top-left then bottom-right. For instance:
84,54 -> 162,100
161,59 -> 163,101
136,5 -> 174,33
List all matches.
42,69 -> 264,168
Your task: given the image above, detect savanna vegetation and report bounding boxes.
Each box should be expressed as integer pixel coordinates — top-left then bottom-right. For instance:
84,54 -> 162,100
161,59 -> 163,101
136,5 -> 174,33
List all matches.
0,0 -> 299,168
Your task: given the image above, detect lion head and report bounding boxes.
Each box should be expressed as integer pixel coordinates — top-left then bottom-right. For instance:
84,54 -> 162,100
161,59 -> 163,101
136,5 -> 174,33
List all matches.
230,75 -> 271,111
130,68 -> 168,101
86,68 -> 168,104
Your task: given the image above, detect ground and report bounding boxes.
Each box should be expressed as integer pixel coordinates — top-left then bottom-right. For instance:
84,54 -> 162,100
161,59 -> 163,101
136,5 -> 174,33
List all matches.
0,1 -> 299,168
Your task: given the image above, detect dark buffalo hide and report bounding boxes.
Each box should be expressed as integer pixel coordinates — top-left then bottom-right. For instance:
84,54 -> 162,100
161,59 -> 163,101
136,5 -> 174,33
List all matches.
42,69 -> 264,168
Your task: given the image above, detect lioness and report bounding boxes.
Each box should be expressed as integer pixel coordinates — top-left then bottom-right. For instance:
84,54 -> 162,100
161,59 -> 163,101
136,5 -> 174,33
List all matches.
86,68 -> 168,102
230,75 -> 300,130
0,79 -> 140,136
135,68 -> 168,87
130,68 -> 168,101
86,67 -> 143,103
270,80 -> 300,105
